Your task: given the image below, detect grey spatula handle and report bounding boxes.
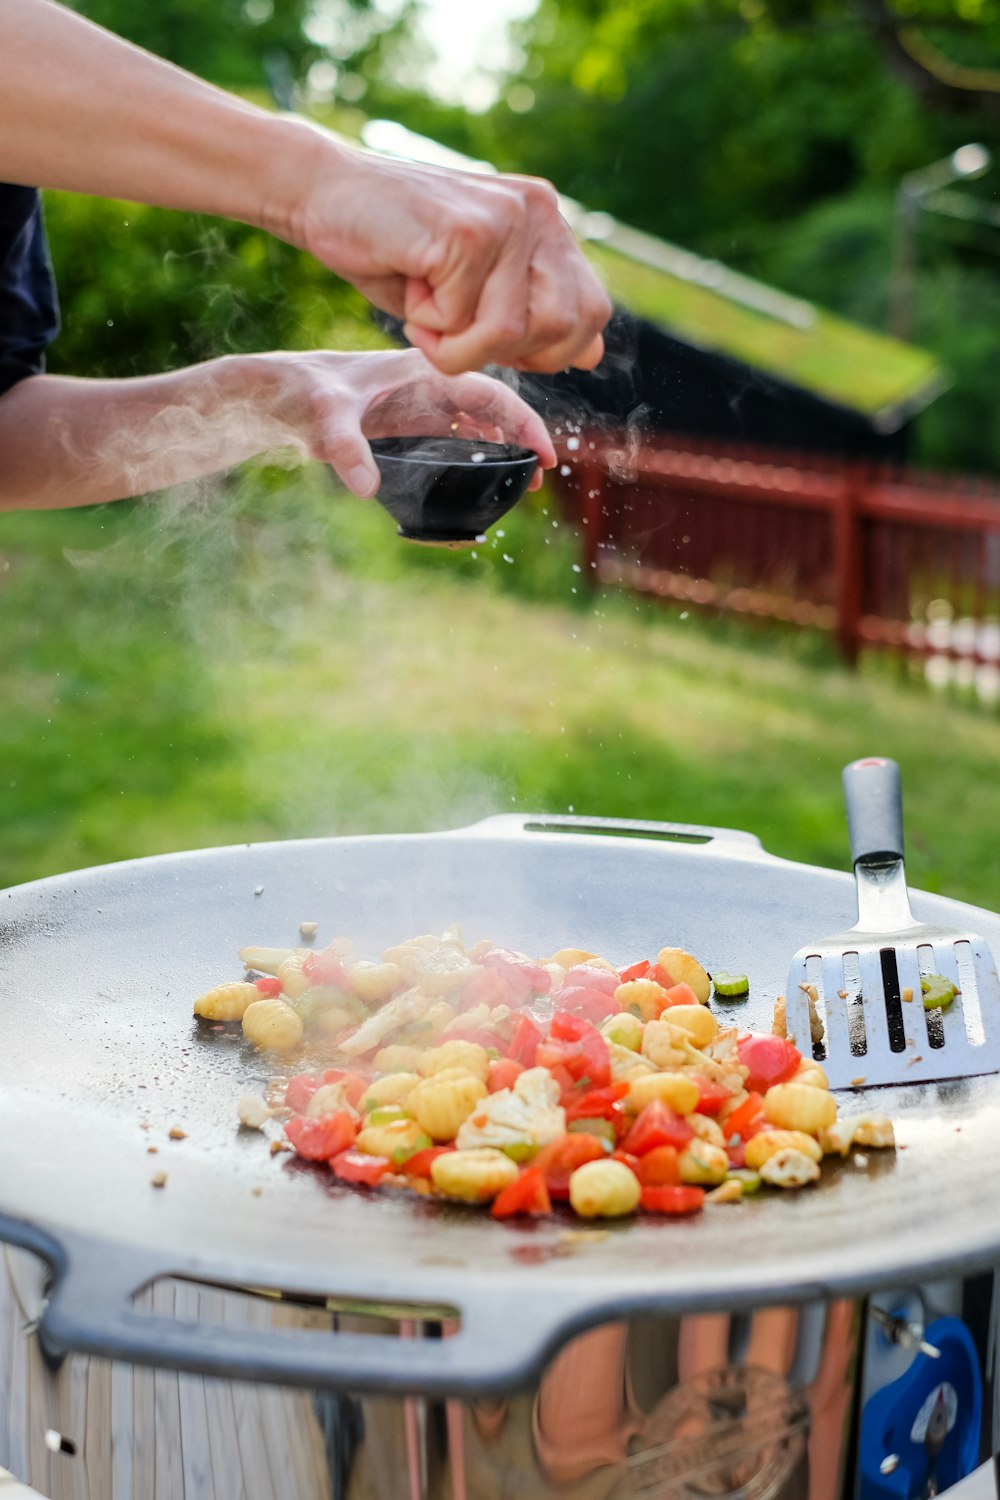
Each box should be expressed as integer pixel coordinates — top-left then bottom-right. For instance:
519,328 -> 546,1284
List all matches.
843,757 -> 904,866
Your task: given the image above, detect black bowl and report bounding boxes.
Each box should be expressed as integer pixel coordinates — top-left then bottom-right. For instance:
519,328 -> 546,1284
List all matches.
369,436 -> 539,546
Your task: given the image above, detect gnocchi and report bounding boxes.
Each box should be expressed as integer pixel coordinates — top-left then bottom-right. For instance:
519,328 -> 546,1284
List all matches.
199,924 -> 895,1222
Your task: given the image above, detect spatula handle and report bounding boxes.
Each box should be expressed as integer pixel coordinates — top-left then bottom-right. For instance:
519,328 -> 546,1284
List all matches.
843,757 -> 904,866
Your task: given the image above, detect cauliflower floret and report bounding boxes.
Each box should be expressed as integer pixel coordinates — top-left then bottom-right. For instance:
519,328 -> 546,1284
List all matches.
759,1148 -> 821,1189
820,1113 -> 896,1157
455,1067 -> 565,1153
609,1042 -> 655,1082
382,936 -> 474,996
307,1082 -> 361,1120
338,988 -> 437,1056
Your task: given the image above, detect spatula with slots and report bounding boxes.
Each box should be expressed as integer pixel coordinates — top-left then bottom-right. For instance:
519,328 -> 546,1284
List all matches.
783,757 -> 1000,1089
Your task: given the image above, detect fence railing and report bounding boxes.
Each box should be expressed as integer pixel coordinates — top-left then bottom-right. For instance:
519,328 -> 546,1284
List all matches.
552,432 -> 1000,680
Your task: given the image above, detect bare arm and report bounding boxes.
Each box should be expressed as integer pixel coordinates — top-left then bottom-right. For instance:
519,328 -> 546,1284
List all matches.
0,0 -> 610,374
0,350 -> 557,511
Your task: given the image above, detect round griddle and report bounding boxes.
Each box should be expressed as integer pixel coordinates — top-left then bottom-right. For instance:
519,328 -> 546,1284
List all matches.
1,815 -> 998,1396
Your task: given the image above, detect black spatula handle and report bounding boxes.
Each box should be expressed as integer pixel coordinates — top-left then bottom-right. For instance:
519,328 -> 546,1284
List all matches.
843,757 -> 904,866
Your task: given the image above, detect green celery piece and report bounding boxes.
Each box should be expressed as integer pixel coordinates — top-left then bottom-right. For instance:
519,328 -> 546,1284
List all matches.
713,972 -> 750,999
726,1169 -> 762,1195
921,973 -> 958,1010
500,1141 -> 539,1163
367,1105 -> 410,1126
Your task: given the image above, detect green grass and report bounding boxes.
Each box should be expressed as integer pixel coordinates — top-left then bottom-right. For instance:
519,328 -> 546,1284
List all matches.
2,468 -> 999,911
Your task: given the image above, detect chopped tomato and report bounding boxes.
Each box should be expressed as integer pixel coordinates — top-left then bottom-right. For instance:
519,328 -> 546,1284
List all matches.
737,1035 -> 801,1094
640,1185 -> 705,1216
724,1091 -> 766,1141
480,948 -> 552,1004
285,1111 -> 357,1162
404,1146 -> 455,1179
538,1012 -> 611,1088
647,962 -> 677,989
727,1143 -> 747,1170
533,1133 -> 607,1200
563,964 -> 621,996
690,1076 -> 731,1115
623,1101 -> 695,1156
634,1145 -> 681,1186
331,1149 -> 392,1186
506,1014 -> 543,1068
491,1165 -> 553,1219
459,965 -> 509,1011
322,1069 -> 370,1110
284,1074 -> 323,1113
254,976 -> 282,998
619,959 -> 651,983
552,985 -> 621,1025
302,949 -> 351,988
488,1058 -> 524,1094
563,1082 -> 630,1123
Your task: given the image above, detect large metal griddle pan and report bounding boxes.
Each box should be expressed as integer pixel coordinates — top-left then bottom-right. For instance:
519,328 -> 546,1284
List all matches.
1,814 -> 998,1397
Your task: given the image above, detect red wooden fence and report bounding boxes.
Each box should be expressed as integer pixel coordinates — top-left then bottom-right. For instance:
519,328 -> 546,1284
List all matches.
551,432 -> 1000,678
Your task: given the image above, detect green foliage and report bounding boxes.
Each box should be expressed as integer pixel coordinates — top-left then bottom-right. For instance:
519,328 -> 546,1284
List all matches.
3,473 -> 1000,907
43,192 -> 385,378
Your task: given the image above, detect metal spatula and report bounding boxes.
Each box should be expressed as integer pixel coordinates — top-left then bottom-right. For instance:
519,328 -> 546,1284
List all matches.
783,757 -> 1000,1089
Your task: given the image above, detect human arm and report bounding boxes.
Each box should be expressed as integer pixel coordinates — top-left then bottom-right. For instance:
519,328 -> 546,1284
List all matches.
0,348 -> 557,511
0,0 -> 610,374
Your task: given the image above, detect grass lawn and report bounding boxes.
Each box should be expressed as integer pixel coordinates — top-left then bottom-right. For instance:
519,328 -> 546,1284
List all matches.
2,466 -> 999,911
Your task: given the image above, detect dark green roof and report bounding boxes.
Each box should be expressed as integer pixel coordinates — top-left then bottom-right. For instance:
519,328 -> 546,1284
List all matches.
584,239 -> 944,431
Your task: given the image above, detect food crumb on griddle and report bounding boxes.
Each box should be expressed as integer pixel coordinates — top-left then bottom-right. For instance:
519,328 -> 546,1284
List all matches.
299,921 -> 319,938
147,1146 -> 158,1155
853,1153 -> 869,1169
251,1187 -> 262,1196
270,1140 -> 293,1156
238,1095 -> 273,1131
902,987 -> 914,1003
254,885 -> 264,896
168,1127 -> 187,1140
851,1076 -> 866,1087
151,1171 -> 168,1189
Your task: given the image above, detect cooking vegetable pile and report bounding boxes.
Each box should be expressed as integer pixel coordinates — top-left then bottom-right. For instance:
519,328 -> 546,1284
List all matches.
194,929 -> 895,1220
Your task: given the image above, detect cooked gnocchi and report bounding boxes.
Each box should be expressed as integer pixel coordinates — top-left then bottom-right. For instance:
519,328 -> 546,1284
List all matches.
194,930 -> 895,1221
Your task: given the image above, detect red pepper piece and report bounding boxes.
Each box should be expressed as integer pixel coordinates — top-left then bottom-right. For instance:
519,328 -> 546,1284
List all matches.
491,1165 -> 553,1219
622,1101 -> 695,1156
533,1133 -> 607,1200
690,1075 -> 731,1115
724,1090 -> 766,1141
619,959 -> 651,983
404,1146 -> 455,1179
331,1149 -> 392,1186
285,1111 -> 357,1162
640,1184 -> 705,1216
543,1012 -> 611,1088
506,1014 -> 543,1067
564,1082 -> 630,1123
551,985 -> 621,1024
634,1144 -> 681,1186
254,976 -> 283,998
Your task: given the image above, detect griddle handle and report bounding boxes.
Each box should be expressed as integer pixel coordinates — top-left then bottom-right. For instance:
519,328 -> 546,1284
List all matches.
843,758 -> 904,867
30,1227 -> 596,1397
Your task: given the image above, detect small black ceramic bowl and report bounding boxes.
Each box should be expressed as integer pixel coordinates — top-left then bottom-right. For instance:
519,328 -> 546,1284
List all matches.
369,436 -> 539,546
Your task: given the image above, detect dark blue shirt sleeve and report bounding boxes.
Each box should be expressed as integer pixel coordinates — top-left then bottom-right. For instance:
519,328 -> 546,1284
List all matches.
0,184 -> 60,399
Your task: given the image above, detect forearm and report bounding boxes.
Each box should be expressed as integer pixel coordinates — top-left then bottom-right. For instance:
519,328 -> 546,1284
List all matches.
0,360 -> 297,510
0,0 -> 331,242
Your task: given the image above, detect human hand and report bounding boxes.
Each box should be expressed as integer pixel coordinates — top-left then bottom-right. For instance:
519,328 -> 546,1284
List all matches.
250,347 -> 557,497
282,134 -> 612,377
